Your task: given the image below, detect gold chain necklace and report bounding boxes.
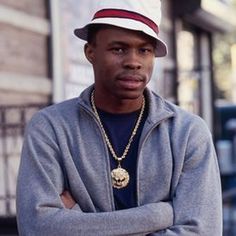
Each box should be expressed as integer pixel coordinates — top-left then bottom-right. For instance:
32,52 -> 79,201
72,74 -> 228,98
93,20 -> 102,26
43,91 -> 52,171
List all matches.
91,91 -> 145,189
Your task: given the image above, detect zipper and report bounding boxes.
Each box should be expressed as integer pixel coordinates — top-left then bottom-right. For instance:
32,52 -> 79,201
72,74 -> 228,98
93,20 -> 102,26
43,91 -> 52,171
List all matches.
136,115 -> 174,206
80,104 -> 116,211
80,98 -> 174,209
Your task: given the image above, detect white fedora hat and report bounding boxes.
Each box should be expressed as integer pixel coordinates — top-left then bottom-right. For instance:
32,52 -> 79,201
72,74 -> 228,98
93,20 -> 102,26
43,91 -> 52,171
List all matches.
74,0 -> 167,57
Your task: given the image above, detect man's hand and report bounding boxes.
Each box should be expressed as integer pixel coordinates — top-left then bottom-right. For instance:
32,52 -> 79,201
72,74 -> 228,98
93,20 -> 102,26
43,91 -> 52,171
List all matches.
60,190 -> 76,209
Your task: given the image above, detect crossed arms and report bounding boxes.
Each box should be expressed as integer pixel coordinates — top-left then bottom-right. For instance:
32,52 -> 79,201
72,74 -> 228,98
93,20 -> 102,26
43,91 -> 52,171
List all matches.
16,112 -> 222,236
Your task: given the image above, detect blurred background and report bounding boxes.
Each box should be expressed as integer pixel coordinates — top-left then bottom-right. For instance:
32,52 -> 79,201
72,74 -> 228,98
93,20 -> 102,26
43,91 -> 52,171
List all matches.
0,0 -> 236,235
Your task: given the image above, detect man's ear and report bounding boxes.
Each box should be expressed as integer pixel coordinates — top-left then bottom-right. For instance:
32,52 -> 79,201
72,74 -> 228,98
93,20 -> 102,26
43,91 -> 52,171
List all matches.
84,43 -> 95,64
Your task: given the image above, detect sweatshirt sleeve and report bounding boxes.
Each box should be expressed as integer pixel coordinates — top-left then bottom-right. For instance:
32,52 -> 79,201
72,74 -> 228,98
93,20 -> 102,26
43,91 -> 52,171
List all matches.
149,117 -> 223,236
16,112 -> 173,236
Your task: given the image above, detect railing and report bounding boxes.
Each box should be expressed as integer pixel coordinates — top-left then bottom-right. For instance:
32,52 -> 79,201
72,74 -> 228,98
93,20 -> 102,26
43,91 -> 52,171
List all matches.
0,104 -> 47,217
223,188 -> 236,236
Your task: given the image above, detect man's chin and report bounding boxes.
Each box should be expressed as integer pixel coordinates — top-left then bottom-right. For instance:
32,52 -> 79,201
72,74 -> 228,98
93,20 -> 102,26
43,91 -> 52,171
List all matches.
114,90 -> 145,100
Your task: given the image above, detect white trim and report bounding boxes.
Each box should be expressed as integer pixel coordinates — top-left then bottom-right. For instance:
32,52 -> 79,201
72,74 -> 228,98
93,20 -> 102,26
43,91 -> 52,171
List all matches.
199,34 -> 213,132
50,0 -> 65,103
0,72 -> 52,95
160,18 -> 172,32
202,0 -> 236,26
0,4 -> 50,35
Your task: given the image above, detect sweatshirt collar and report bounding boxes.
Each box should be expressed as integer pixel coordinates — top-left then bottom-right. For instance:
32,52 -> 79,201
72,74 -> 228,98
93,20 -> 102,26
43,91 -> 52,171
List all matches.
77,85 -> 175,124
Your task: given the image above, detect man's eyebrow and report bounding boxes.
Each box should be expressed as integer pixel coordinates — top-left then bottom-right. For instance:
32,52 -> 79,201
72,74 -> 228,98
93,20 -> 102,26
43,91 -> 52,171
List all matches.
107,41 -> 154,47
107,41 -> 129,46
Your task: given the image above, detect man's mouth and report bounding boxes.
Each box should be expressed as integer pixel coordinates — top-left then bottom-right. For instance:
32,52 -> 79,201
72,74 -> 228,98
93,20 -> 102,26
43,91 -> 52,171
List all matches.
117,74 -> 145,89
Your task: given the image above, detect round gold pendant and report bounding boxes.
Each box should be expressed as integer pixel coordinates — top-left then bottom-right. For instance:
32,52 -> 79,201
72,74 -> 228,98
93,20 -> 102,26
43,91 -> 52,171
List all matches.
111,167 -> 130,189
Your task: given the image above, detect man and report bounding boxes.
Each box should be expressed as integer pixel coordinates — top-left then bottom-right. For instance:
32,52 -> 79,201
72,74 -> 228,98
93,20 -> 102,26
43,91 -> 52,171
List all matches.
16,0 -> 222,235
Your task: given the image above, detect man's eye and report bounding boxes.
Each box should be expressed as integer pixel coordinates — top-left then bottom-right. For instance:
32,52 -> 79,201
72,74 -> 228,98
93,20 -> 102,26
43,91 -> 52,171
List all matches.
112,48 -> 125,54
139,48 -> 153,54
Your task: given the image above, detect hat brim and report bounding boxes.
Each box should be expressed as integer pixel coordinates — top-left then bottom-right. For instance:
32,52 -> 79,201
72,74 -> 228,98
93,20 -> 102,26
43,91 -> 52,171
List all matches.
74,18 -> 167,57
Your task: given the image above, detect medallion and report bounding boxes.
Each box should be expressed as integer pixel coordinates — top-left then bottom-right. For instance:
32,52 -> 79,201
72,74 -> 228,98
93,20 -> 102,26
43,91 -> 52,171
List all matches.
111,167 -> 130,189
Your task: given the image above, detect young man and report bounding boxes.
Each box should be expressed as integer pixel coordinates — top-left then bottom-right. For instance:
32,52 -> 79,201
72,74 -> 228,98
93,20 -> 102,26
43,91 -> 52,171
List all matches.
16,0 -> 222,235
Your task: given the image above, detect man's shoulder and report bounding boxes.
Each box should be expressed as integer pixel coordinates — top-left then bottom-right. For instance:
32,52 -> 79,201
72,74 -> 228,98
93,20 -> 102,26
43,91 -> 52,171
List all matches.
27,97 -> 79,126
164,100 -> 211,138
27,86 -> 93,128
149,91 -> 209,132
42,97 -> 79,116
149,90 -> 198,119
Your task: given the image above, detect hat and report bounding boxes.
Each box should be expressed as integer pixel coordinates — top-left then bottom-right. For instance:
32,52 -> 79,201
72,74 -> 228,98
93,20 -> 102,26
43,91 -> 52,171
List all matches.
74,0 -> 167,57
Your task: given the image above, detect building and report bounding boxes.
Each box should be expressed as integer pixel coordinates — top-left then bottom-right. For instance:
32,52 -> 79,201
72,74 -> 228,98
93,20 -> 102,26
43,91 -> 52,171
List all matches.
0,0 -> 235,234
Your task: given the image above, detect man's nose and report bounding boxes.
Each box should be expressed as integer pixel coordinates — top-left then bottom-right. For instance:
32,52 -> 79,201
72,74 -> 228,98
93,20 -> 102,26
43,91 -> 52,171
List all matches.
123,50 -> 142,70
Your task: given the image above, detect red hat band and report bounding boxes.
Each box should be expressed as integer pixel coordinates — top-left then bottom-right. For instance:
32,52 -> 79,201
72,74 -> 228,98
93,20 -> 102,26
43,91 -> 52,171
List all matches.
93,9 -> 159,35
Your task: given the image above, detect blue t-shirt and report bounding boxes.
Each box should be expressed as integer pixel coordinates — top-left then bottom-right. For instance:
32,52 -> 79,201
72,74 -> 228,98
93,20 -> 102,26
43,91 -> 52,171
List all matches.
98,106 -> 147,210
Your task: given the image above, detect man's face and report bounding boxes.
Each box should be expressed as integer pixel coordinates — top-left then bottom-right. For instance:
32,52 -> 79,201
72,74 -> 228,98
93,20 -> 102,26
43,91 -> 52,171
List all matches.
85,26 -> 156,101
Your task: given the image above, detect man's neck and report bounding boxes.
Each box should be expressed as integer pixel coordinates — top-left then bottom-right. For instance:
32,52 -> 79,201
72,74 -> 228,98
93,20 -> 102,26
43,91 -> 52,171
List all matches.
93,92 -> 144,114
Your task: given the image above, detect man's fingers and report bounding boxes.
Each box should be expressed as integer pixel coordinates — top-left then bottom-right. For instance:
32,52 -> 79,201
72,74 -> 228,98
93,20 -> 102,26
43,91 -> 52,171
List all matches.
60,190 -> 76,209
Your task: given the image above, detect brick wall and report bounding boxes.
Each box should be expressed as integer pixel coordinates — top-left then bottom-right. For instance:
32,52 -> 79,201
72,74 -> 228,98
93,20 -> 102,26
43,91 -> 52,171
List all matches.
0,23 -> 48,77
0,0 -> 51,105
0,0 -> 47,17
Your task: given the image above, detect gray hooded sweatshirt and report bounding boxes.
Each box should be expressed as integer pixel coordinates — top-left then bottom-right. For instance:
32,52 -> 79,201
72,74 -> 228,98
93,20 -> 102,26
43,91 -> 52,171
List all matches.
16,86 -> 222,236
